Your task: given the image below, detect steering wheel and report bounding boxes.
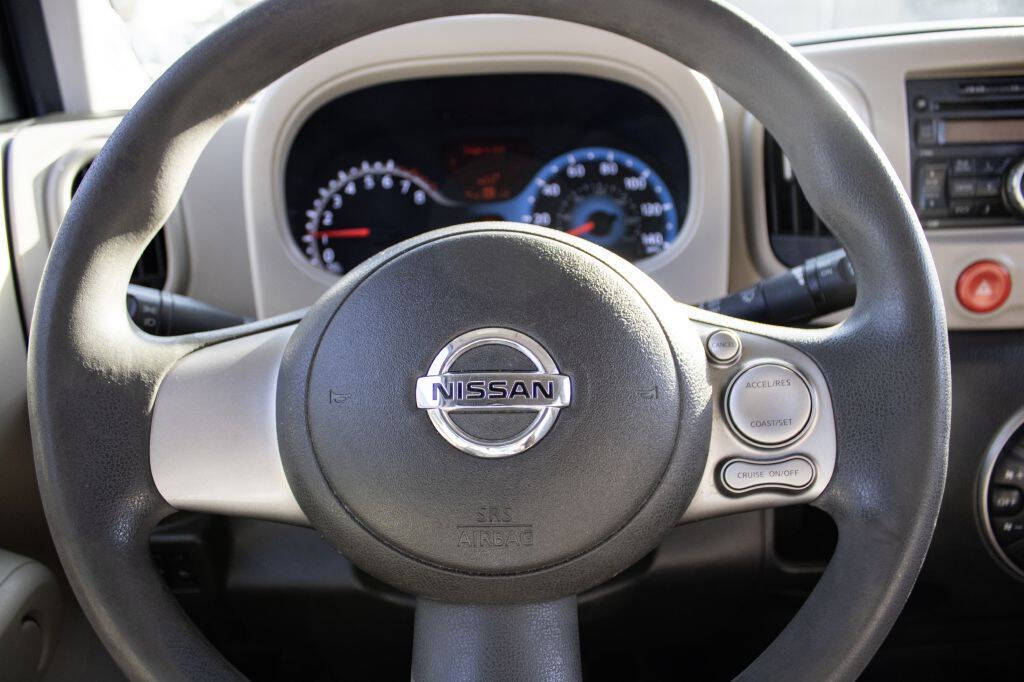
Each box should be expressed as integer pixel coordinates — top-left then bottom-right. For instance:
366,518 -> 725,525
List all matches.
27,1 -> 950,680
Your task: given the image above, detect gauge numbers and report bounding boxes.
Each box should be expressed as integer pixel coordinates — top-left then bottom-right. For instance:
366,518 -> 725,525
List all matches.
300,159 -> 442,274
523,147 -> 679,260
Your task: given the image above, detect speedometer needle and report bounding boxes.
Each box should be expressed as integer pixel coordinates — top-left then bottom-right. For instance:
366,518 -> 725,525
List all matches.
567,221 -> 595,236
312,227 -> 371,239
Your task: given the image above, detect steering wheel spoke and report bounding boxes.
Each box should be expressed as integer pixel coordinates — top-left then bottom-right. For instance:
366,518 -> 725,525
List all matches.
679,307 -> 837,523
149,322 -> 307,525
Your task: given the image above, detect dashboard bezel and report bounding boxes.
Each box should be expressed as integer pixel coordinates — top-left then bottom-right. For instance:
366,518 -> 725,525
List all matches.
282,76 -> 691,274
243,15 -> 730,317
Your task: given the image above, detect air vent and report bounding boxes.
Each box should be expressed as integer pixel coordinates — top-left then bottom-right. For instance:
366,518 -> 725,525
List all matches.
71,162 -> 168,289
763,133 -> 840,267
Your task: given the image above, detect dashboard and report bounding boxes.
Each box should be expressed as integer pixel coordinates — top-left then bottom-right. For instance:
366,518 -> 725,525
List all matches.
2,13 -> 1024,680
284,74 -> 689,273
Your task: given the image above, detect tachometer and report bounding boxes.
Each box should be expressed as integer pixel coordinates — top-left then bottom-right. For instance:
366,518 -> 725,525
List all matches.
523,147 -> 680,260
298,159 -> 447,274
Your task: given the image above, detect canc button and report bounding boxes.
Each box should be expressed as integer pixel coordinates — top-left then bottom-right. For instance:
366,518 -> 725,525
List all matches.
956,260 -> 1011,314
721,456 -> 816,493
706,329 -> 741,364
727,363 -> 812,445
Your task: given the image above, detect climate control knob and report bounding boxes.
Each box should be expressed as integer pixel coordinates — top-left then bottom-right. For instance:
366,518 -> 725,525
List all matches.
1006,157 -> 1024,217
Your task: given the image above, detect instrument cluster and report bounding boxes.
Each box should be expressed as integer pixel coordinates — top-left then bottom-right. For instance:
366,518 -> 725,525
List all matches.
285,74 -> 690,275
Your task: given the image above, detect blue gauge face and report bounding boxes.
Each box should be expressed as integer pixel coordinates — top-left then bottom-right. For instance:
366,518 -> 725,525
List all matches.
521,147 -> 680,260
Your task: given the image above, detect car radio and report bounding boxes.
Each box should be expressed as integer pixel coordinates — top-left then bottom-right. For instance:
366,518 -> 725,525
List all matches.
907,75 -> 1024,229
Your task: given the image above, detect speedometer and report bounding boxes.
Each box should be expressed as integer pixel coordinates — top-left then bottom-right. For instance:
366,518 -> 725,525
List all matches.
298,159 -> 445,274
523,147 -> 680,260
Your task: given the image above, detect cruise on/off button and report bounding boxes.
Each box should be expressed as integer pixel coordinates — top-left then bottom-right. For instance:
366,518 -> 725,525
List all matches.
721,456 -> 816,493
727,363 -> 812,446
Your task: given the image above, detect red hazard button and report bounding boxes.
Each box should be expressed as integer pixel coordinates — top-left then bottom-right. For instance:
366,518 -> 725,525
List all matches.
956,260 -> 1011,313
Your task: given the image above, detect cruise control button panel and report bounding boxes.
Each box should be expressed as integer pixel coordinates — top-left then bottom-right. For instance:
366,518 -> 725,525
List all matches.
720,456 -> 815,494
726,363 -> 813,446
681,320 -> 837,524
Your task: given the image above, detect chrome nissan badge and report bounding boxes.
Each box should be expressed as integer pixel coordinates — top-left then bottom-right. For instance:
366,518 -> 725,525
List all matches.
415,328 -> 571,458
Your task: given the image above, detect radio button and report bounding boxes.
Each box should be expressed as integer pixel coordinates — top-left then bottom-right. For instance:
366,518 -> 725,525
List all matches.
917,164 -> 948,215
979,157 -> 1011,175
951,158 -> 976,175
978,178 -> 1002,197
915,119 -> 938,146
920,164 -> 946,191
949,178 -> 977,198
950,200 -> 974,217
920,196 -> 947,214
977,201 -> 1005,218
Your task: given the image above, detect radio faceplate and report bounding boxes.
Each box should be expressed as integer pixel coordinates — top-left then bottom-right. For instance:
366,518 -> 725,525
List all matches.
907,76 -> 1024,229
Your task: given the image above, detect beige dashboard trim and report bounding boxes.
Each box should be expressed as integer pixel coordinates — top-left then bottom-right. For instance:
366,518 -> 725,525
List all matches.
5,117 -> 189,323
741,26 -> 1024,330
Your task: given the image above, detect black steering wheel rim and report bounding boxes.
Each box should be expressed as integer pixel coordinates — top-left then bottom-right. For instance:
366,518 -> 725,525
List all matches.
27,1 -> 949,680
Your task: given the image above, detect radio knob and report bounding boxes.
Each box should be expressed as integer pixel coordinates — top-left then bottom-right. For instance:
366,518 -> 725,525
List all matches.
1006,157 -> 1024,217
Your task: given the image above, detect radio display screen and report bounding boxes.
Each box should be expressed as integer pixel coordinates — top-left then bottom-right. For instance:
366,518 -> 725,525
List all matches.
945,118 -> 1024,145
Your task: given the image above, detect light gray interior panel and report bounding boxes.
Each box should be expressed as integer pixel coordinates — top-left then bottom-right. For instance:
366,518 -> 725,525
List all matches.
177,110 -> 256,317
5,111 -> 256,325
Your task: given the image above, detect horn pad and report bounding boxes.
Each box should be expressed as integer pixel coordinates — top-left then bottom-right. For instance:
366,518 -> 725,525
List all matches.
277,223 -> 711,602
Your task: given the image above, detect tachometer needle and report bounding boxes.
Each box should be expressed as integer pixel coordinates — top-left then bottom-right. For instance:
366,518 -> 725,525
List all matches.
312,227 -> 371,239
567,221 -> 595,236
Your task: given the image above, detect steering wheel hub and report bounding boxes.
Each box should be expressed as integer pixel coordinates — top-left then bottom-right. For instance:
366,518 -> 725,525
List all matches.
277,224 -> 711,597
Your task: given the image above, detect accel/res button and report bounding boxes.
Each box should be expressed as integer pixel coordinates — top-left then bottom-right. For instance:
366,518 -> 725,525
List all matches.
726,363 -> 813,446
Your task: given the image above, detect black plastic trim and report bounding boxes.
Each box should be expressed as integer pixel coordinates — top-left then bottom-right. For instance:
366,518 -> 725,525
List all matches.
0,0 -> 62,117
